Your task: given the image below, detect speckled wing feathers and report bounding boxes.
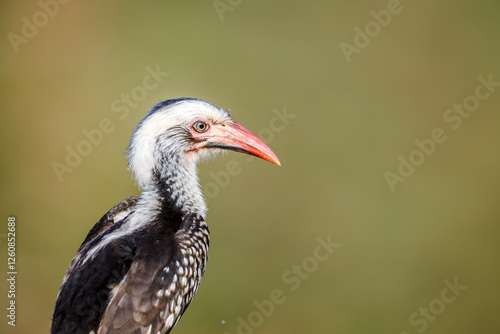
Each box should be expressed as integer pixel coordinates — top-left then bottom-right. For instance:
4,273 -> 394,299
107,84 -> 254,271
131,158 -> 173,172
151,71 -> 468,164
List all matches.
98,214 -> 209,334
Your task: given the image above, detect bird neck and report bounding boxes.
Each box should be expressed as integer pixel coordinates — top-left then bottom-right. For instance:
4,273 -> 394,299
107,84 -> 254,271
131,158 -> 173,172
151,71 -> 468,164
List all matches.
145,156 -> 207,220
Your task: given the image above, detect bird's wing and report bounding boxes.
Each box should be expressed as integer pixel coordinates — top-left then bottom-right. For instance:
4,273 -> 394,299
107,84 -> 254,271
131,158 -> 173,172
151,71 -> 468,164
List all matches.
98,214 -> 207,334
59,196 -> 140,288
52,197 -> 140,334
98,256 -> 172,334
81,195 -> 140,247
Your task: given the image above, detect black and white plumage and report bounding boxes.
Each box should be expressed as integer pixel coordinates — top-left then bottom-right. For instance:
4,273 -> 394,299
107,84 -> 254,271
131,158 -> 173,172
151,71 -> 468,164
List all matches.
51,98 -> 280,334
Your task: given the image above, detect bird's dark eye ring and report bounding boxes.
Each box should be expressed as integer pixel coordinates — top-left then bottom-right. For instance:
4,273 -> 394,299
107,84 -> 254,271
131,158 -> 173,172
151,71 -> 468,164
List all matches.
193,121 -> 209,133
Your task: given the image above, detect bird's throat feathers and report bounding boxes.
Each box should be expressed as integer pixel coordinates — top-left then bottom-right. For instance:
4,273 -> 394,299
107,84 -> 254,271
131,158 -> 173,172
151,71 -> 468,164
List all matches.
152,157 -> 207,219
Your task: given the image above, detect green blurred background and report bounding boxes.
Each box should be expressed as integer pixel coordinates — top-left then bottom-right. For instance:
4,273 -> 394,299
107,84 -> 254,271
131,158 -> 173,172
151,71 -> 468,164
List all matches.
1,1 -> 499,333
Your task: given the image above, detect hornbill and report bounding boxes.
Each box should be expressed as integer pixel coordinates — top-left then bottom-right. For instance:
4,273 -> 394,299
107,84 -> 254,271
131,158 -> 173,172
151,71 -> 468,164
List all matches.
51,98 -> 280,334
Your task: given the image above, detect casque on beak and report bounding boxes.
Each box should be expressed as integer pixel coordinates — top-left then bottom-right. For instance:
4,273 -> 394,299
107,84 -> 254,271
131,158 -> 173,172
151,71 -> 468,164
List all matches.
194,121 -> 281,166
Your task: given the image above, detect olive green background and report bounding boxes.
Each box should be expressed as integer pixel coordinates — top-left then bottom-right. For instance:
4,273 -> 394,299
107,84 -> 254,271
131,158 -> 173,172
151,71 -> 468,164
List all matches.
1,1 -> 499,333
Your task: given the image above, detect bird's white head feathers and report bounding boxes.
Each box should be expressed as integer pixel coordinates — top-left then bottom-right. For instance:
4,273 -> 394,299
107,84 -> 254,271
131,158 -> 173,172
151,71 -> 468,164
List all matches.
127,98 -> 231,191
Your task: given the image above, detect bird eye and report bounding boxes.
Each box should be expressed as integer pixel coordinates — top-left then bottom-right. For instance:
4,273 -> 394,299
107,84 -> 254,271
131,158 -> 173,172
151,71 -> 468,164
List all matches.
193,121 -> 209,133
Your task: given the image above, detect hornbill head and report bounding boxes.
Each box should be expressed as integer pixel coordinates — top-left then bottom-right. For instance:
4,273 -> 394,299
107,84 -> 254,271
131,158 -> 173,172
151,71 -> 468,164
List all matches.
127,98 -> 280,192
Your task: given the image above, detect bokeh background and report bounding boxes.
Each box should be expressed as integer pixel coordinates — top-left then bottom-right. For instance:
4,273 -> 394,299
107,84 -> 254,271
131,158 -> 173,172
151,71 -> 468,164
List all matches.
1,1 -> 499,333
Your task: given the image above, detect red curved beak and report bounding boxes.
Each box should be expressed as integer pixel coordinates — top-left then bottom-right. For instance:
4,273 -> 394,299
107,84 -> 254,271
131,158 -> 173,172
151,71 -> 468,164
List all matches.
197,121 -> 281,166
